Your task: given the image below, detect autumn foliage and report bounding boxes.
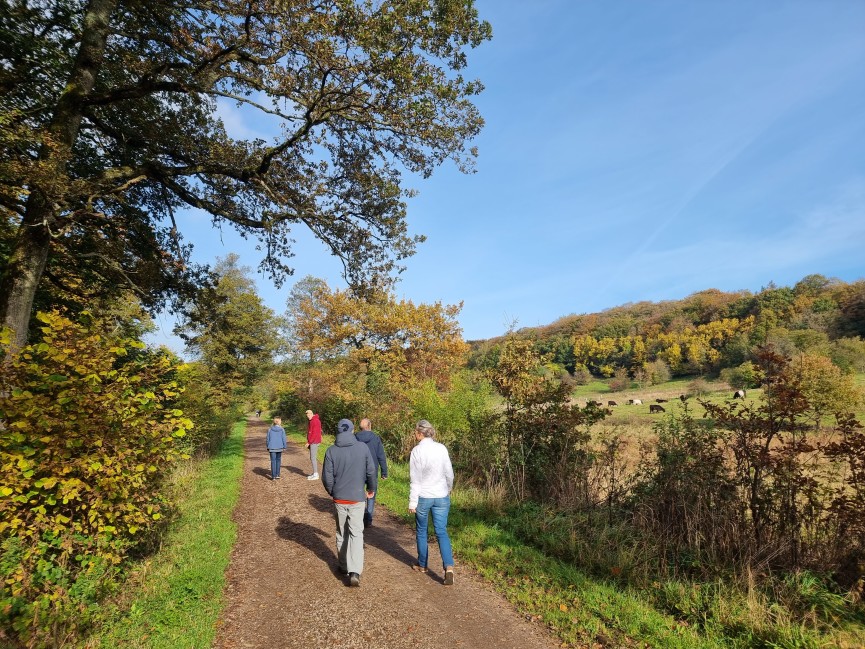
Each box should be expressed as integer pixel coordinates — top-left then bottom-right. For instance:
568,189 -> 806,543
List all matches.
0,312 -> 191,647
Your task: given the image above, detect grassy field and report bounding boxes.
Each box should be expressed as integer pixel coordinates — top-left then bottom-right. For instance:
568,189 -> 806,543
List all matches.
83,420 -> 246,649
572,372 -> 865,428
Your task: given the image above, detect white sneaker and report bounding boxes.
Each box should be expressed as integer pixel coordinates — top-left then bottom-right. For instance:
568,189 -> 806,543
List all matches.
307,473 -> 319,480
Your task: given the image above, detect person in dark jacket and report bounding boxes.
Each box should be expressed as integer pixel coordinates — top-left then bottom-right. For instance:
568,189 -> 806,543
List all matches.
322,419 -> 377,587
265,417 -> 287,480
355,418 -> 388,528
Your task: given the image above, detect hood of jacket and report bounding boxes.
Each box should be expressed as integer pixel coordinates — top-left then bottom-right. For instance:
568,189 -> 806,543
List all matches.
354,430 -> 377,444
333,430 -> 358,447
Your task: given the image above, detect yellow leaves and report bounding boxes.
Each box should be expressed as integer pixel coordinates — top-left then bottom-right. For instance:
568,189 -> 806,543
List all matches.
290,279 -> 468,388
2,308 -> 192,638
34,477 -> 58,490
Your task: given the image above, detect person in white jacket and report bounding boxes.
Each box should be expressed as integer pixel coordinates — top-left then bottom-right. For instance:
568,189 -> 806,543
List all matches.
408,419 -> 455,585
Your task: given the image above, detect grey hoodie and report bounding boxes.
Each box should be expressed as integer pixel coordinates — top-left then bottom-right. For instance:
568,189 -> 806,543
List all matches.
322,419 -> 377,502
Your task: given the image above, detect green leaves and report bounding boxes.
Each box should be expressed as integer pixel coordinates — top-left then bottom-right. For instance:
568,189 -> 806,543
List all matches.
0,311 -> 189,645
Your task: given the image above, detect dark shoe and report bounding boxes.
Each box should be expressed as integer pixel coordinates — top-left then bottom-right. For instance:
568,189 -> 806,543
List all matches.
443,567 -> 454,586
411,564 -> 428,573
349,572 -> 360,587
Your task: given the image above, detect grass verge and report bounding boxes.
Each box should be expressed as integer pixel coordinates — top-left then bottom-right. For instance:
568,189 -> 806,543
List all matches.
83,420 -> 246,648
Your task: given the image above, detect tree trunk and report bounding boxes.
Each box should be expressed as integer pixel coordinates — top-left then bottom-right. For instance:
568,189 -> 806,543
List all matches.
0,0 -> 117,354
0,196 -> 54,351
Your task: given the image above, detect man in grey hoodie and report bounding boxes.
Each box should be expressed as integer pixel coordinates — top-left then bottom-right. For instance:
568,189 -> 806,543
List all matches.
322,419 -> 377,587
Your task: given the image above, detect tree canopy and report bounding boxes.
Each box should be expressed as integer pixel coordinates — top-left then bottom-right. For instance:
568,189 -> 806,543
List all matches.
0,0 -> 491,350
286,276 -> 468,386
175,253 -> 283,400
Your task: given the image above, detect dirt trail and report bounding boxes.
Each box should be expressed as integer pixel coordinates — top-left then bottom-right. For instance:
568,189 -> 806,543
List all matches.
213,418 -> 561,649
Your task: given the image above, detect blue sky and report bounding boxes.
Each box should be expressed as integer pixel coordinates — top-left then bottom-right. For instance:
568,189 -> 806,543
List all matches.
149,0 -> 865,351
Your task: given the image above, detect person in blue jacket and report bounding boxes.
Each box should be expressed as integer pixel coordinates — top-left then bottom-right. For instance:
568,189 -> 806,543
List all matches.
265,417 -> 287,480
355,418 -> 388,527
322,419 -> 377,587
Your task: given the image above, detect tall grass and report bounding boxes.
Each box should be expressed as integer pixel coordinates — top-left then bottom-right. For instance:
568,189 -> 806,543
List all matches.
84,420 -> 246,648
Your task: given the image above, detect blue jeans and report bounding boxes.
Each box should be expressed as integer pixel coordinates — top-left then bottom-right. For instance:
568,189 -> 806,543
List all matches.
364,495 -> 375,526
414,496 -> 454,570
269,451 -> 282,478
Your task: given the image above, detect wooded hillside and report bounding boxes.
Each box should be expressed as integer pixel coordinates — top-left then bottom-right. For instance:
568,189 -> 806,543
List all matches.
468,274 -> 865,380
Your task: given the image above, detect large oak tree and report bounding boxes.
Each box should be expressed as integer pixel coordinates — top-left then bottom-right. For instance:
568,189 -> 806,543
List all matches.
0,0 -> 491,351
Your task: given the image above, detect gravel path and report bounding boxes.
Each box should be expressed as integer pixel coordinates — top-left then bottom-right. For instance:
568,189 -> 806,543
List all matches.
212,418 -> 561,649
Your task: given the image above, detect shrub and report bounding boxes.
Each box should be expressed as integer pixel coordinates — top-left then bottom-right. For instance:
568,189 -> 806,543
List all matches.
630,407 -> 738,575
647,359 -> 671,385
686,377 -> 711,396
829,337 -> 865,374
608,367 -> 630,392
0,312 -> 191,647
719,360 -> 761,390
572,365 -> 592,386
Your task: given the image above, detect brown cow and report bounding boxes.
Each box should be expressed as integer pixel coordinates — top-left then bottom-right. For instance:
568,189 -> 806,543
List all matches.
607,400 -> 618,407
649,404 -> 665,414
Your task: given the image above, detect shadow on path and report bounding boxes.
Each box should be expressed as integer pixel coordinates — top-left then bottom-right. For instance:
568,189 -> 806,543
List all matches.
363,524 -> 417,569
306,493 -> 333,514
276,516 -> 335,569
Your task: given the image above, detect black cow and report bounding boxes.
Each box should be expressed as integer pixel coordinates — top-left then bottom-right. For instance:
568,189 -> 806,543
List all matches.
656,398 -> 668,403
649,404 -> 665,414
679,394 -> 689,402
733,389 -> 746,399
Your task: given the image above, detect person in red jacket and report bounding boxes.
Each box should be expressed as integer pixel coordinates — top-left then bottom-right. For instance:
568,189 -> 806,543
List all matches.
305,409 -> 323,480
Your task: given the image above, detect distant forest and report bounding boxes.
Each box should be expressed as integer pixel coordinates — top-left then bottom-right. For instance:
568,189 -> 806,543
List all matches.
468,274 -> 865,382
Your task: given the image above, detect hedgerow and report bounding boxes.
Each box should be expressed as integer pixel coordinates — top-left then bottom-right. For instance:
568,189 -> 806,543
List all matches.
0,311 -> 191,648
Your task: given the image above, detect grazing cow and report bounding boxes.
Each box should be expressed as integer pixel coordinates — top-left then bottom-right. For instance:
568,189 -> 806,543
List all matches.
628,398 -> 642,405
733,389 -> 746,399
587,400 -> 602,407
656,398 -> 668,403
679,394 -> 689,402
607,400 -> 618,407
649,404 -> 665,414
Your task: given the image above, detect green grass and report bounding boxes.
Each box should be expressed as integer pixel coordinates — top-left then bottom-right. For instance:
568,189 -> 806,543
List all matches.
289,424 -> 865,648
84,420 -> 246,648
573,372 -> 865,428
